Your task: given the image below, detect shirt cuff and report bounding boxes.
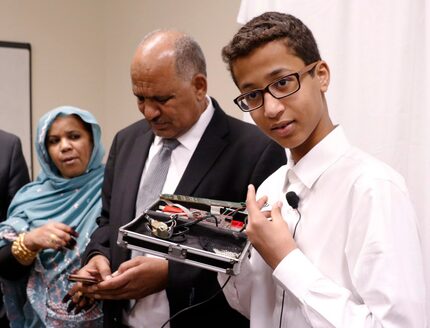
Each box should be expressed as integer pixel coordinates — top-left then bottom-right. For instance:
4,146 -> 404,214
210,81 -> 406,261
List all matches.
272,248 -> 323,301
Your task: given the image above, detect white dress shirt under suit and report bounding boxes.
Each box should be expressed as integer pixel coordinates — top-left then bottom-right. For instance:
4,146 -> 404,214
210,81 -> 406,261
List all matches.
220,126 -> 426,327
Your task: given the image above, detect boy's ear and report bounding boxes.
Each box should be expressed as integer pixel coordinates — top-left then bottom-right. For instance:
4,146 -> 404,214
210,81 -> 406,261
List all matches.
316,61 -> 330,92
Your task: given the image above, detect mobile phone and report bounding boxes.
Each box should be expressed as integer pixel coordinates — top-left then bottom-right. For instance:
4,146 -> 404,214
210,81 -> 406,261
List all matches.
67,274 -> 100,285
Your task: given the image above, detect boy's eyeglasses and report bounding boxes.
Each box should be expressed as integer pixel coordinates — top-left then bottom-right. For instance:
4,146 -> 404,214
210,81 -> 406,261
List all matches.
234,61 -> 320,112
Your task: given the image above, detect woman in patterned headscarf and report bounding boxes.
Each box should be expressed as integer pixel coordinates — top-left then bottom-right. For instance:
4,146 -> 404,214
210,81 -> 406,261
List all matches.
0,106 -> 105,327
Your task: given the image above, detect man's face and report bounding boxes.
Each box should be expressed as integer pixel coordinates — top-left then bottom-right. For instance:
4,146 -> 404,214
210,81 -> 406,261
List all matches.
232,41 -> 332,162
131,54 -> 206,139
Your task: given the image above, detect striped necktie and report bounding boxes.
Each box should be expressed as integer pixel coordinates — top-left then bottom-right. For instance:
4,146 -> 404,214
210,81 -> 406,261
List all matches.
135,138 -> 180,215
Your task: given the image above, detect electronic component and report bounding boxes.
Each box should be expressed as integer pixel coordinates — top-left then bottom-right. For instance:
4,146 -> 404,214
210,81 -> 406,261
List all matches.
117,194 -> 251,275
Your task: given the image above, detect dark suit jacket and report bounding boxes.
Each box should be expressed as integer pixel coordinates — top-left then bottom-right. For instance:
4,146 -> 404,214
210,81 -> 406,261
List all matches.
83,99 -> 287,327
0,129 -> 30,325
0,130 -> 30,221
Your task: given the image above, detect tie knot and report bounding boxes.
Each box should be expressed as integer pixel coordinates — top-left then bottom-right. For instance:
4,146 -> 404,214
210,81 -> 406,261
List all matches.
162,138 -> 180,151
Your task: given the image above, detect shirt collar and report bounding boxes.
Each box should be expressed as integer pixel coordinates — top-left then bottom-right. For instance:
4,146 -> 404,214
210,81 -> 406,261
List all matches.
153,95 -> 214,149
285,125 -> 351,190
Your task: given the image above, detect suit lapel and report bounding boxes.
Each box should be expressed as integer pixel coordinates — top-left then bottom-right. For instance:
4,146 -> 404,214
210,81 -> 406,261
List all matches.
175,101 -> 229,195
120,128 -> 154,224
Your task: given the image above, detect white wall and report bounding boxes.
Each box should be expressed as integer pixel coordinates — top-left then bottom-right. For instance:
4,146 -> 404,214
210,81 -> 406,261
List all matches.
0,0 -> 242,176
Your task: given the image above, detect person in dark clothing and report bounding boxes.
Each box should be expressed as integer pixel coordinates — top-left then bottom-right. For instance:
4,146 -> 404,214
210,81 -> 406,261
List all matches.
0,129 -> 30,327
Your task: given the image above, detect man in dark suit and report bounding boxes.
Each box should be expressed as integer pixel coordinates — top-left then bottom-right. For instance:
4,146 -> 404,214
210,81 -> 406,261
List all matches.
0,129 -> 30,326
0,130 -> 30,221
72,30 -> 286,327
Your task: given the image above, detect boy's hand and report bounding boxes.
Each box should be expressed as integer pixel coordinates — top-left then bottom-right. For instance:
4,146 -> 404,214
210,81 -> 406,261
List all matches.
245,184 -> 297,269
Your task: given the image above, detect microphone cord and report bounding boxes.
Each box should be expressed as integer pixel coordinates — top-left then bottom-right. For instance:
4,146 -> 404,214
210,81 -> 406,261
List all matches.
160,276 -> 232,328
292,211 -> 301,240
279,202 -> 301,328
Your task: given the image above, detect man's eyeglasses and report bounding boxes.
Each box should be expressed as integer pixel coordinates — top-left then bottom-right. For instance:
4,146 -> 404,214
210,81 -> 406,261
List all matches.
233,61 -> 320,112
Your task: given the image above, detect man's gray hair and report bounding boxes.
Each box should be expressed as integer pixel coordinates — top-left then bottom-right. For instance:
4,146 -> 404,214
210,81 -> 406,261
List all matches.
140,29 -> 207,80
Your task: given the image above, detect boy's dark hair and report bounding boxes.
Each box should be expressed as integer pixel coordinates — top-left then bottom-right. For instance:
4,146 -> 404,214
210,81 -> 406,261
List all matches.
222,12 -> 321,80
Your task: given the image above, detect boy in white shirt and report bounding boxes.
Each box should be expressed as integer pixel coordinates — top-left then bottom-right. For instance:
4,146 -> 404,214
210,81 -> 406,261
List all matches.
219,11 -> 426,327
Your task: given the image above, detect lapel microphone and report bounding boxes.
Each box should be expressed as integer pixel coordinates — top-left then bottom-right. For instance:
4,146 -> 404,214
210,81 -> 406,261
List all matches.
285,191 -> 301,239
286,191 -> 299,209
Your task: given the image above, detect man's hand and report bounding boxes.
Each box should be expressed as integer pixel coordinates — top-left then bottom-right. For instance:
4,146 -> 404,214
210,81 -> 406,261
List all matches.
84,256 -> 168,300
245,184 -> 297,269
63,254 -> 111,314
81,254 -> 112,281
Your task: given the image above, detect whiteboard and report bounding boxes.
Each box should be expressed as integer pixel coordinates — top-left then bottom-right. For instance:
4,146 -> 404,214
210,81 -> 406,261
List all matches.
0,41 -> 33,178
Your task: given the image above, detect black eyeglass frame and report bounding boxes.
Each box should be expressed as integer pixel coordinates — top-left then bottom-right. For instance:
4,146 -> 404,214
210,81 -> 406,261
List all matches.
233,61 -> 320,112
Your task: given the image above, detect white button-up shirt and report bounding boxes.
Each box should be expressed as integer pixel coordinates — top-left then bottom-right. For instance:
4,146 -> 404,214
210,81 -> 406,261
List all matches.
221,126 -> 426,327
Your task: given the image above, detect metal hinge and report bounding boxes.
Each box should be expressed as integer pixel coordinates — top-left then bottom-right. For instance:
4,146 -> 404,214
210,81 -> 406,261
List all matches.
168,244 -> 187,259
